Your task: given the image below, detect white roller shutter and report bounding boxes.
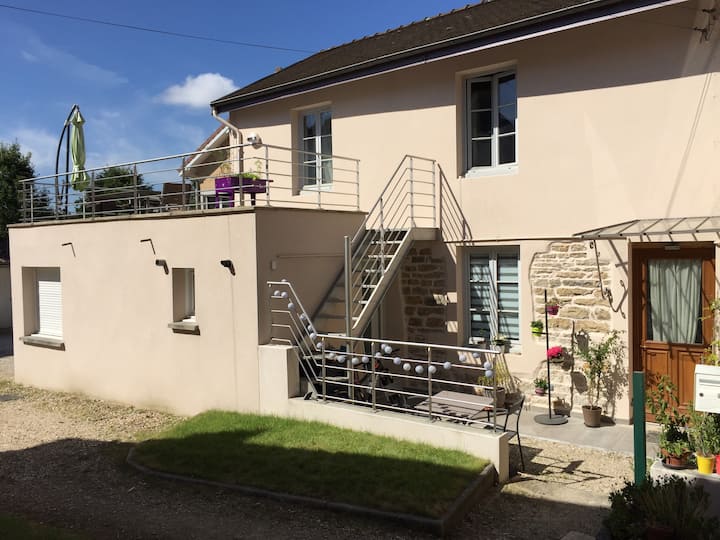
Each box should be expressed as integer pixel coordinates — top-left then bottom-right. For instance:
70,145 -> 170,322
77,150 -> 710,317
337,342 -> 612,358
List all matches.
37,268 -> 62,338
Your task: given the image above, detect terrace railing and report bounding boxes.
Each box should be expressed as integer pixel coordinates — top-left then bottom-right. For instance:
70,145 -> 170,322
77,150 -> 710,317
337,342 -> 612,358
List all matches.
18,143 -> 360,223
269,279 -> 505,430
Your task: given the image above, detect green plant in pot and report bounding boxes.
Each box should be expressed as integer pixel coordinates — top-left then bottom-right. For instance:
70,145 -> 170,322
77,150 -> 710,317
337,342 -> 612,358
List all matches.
530,320 -> 544,336
688,405 -> 720,474
533,377 -> 549,396
576,330 -> 622,427
647,375 -> 691,468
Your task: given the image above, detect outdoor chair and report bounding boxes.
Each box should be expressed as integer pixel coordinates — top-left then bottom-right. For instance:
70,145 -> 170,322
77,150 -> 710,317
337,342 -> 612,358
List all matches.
488,394 -> 525,471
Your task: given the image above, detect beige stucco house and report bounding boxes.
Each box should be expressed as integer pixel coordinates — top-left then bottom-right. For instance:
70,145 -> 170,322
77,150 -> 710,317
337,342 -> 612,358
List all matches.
9,0 -> 720,462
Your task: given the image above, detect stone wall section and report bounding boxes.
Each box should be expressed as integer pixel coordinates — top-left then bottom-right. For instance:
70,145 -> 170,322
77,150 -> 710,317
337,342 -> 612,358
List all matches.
527,241 -> 614,412
399,244 -> 447,357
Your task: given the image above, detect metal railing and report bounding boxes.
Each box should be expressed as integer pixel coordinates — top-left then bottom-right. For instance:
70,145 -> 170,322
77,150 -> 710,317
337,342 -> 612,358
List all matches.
269,279 -> 505,430
343,155 -> 437,331
18,143 -> 361,223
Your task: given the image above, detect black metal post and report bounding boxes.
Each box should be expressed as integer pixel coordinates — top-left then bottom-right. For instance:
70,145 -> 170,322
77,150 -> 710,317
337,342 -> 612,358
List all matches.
534,288 -> 568,425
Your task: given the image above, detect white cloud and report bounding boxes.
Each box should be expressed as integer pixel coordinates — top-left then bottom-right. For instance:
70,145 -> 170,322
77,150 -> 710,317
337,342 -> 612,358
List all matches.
24,37 -> 127,86
159,73 -> 237,109
20,50 -> 38,63
1,127 -> 59,171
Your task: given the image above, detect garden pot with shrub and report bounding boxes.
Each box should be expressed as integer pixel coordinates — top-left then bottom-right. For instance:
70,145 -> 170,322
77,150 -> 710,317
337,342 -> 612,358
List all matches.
582,405 -> 602,427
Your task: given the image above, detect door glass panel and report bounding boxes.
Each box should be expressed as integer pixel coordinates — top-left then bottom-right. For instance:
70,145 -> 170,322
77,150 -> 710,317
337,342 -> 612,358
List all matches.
647,259 -> 702,343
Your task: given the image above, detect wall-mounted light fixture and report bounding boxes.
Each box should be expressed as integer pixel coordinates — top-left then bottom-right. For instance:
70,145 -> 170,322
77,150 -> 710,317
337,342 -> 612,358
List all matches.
246,132 -> 262,148
155,259 -> 169,274
220,259 -> 235,275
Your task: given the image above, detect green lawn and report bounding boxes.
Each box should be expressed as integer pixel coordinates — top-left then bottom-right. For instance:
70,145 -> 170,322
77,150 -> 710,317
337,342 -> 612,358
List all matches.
0,514 -> 82,540
133,411 -> 489,517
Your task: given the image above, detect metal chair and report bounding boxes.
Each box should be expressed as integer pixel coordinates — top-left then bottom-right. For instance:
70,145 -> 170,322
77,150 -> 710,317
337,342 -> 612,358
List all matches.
488,394 -> 525,471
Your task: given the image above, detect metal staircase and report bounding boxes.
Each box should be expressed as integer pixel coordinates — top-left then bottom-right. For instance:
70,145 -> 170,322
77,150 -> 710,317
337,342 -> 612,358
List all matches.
313,155 -> 438,337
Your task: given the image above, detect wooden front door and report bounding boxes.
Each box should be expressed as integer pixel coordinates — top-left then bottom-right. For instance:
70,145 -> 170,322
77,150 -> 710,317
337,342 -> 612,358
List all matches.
632,243 -> 715,419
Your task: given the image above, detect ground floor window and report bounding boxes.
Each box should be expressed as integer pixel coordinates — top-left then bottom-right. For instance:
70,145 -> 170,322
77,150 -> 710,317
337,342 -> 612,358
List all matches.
468,248 -> 520,347
22,266 -> 63,340
172,268 -> 195,323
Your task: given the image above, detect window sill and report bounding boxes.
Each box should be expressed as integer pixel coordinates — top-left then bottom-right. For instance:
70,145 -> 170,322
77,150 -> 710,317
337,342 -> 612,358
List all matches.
301,183 -> 333,192
168,321 -> 200,335
21,334 -> 65,350
463,165 -> 518,179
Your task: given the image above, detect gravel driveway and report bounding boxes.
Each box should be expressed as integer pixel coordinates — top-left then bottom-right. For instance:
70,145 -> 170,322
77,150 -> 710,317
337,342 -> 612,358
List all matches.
0,362 -> 633,539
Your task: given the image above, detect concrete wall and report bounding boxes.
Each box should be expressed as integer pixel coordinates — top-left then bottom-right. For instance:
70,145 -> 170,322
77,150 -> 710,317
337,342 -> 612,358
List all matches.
9,207 -> 362,415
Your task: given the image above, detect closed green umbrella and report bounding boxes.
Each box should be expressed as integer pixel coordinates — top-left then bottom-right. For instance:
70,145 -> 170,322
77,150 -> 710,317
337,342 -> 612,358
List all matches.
70,108 -> 89,191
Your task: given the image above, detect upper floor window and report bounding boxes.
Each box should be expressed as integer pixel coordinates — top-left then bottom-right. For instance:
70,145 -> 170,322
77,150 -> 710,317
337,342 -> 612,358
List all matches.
465,71 -> 517,173
301,109 -> 332,188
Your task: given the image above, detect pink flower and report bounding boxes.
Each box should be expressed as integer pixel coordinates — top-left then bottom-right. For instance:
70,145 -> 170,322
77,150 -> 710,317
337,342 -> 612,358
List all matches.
547,346 -> 563,360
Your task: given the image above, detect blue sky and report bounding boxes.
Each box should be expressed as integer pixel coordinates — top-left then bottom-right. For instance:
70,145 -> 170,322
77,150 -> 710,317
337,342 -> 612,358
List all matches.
0,1 -> 472,176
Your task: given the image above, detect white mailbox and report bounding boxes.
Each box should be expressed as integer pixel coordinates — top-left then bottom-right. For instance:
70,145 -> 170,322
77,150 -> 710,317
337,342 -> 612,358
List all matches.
694,364 -> 720,413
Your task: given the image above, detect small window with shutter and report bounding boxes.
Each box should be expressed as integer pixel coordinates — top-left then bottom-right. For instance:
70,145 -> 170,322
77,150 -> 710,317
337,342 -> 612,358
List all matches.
22,267 -> 64,348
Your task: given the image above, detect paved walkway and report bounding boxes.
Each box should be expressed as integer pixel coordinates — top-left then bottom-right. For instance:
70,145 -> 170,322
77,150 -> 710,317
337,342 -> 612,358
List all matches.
519,404 -> 660,459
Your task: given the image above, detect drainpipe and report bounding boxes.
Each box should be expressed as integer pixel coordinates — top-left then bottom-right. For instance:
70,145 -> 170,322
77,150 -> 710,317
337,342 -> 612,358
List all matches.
211,107 -> 244,173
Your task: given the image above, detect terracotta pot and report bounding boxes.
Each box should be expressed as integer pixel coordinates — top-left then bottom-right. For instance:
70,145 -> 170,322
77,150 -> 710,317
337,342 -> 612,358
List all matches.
535,387 -> 546,396
661,450 -> 690,469
697,454 -> 714,474
582,405 -> 602,427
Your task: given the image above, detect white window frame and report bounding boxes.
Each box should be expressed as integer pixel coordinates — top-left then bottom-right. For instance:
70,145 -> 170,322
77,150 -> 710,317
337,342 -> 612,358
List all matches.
171,268 -> 197,330
300,108 -> 333,190
21,266 -> 64,348
464,70 -> 517,177
466,248 -> 521,351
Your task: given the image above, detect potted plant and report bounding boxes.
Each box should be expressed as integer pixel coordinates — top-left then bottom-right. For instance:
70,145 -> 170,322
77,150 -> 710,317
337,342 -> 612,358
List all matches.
546,298 -> 560,315
475,374 -> 506,408
534,377 -> 549,395
546,345 -> 564,363
530,319 -> 544,336
688,405 -> 719,474
576,330 -> 621,427
647,375 -> 691,468
493,334 -> 510,352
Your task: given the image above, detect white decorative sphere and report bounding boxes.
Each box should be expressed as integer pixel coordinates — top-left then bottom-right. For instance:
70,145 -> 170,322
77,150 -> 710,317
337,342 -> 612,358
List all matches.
443,361 -> 452,370
307,325 -> 314,332
361,356 -> 370,364
458,353 -> 467,363
472,352 -> 480,359
375,352 -> 383,358
415,365 -> 424,374
281,278 -> 288,282
287,302 -> 295,311
337,355 -> 346,363
280,291 -> 289,299
485,369 -> 494,379
273,290 -> 280,297
315,342 -> 322,350
309,332 -> 317,340
402,363 -> 412,371
483,361 -> 493,371
327,353 -> 336,360
393,357 -> 402,366
382,344 -> 392,354
299,313 -> 307,321
351,357 -> 360,365
428,365 -> 437,375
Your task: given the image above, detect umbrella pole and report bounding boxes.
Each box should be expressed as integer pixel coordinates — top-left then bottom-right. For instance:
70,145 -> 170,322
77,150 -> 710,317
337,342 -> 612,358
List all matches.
54,104 -> 78,217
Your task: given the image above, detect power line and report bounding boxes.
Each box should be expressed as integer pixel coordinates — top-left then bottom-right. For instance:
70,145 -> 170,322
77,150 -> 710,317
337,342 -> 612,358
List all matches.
0,3 -> 316,54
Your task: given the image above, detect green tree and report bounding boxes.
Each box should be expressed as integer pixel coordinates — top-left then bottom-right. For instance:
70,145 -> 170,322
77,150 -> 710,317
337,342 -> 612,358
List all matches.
0,142 -> 35,236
